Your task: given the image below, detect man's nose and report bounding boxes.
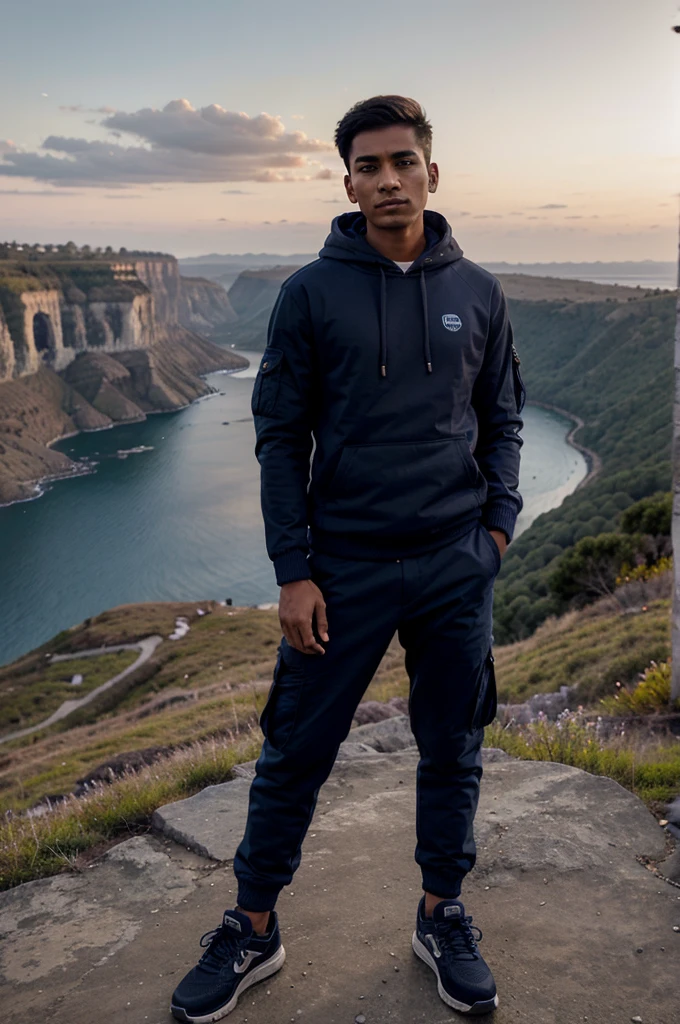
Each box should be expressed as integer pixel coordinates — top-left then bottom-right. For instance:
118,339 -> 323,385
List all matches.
377,171 -> 401,191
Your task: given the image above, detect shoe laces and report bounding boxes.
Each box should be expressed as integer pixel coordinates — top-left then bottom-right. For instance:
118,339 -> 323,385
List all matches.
197,924 -> 248,974
436,914 -> 483,961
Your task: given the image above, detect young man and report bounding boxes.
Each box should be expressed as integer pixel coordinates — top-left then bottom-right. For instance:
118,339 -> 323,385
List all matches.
171,95 -> 525,1021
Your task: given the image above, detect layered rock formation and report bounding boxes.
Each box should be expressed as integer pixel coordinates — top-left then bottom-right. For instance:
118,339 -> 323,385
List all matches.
0,255 -> 246,505
179,275 -> 237,335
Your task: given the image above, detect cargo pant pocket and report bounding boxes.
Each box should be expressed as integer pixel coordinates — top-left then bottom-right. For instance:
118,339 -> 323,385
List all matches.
259,642 -> 305,751
469,650 -> 498,732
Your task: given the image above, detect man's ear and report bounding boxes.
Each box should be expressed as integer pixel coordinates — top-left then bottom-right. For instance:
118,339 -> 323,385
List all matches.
427,161 -> 439,193
344,173 -> 358,204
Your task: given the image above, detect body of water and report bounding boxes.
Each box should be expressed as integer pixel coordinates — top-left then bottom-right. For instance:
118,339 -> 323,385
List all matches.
0,355 -> 586,666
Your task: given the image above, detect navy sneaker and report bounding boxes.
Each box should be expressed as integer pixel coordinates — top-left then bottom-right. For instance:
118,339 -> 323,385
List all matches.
171,908 -> 285,1022
412,897 -> 498,1015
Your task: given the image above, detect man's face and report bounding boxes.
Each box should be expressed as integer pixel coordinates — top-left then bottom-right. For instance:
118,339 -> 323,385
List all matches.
344,124 -> 438,230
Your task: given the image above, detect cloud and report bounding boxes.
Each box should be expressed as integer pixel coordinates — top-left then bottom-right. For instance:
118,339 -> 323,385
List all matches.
0,98 -> 334,187
290,114 -> 305,120
0,187 -> 85,196
222,188 -> 253,194
458,211 -> 470,217
566,215 -> 583,220
533,203 -> 568,210
59,104 -> 118,114
319,197 -> 344,203
509,211 -> 524,216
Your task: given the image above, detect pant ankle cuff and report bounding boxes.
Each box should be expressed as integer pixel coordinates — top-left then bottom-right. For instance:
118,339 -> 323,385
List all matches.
421,876 -> 463,900
236,881 -> 281,913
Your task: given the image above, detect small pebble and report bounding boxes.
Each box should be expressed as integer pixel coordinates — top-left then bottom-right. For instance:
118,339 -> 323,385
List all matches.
635,947 -> 643,954
355,1017 -> 366,1024
673,927 -> 680,933
631,1017 -> 642,1023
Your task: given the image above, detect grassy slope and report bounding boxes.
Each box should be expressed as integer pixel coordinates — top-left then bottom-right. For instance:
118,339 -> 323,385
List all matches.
0,590 -> 673,815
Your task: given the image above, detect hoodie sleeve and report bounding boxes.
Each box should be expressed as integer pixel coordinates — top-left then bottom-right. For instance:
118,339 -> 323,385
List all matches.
471,278 -> 525,542
251,281 -> 316,585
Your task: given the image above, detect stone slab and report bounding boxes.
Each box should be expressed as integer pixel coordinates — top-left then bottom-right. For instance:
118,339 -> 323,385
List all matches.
1,755 -> 678,1024
151,776 -> 252,861
350,714 -> 416,752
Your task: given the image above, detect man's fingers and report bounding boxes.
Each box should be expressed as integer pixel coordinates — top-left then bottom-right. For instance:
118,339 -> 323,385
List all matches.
315,599 -> 329,643
281,618 -> 324,655
299,619 -> 325,655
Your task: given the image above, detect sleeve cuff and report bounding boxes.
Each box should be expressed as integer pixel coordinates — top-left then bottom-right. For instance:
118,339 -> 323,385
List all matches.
273,548 -> 311,586
481,500 -> 518,543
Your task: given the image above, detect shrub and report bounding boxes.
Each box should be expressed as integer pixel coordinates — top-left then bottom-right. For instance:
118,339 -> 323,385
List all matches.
600,658 -> 679,714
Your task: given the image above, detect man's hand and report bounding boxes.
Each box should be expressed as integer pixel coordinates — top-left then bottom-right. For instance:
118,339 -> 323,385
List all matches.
279,579 -> 329,655
488,529 -> 508,559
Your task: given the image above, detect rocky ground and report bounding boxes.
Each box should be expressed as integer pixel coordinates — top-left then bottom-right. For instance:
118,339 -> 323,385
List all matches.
1,719 -> 678,1024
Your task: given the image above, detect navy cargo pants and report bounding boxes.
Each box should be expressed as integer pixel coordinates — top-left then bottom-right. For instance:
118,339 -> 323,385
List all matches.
233,519 -> 500,912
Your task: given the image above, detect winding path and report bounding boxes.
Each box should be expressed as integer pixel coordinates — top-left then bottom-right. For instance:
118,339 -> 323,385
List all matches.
0,635 -> 163,746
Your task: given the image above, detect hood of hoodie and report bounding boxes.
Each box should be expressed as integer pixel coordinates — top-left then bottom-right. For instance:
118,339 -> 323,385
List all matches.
318,208 -> 464,274
318,209 -> 464,377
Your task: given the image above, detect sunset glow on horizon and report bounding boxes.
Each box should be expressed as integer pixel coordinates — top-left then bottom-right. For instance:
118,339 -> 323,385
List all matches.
1,0 -> 678,262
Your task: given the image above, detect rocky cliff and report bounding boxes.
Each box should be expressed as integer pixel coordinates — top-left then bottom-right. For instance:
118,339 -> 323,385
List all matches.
178,275 -> 237,336
0,254 -> 246,505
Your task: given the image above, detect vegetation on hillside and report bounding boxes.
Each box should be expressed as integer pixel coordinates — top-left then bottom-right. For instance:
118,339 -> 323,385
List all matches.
495,293 -> 675,643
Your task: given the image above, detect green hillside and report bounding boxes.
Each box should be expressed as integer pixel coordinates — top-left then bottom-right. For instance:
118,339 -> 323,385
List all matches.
495,292 -> 675,642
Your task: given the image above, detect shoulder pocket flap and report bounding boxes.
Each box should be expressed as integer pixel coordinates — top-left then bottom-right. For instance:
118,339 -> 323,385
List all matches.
259,347 -> 284,375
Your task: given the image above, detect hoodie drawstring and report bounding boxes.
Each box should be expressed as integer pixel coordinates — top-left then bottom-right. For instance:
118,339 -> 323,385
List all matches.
378,265 -> 433,378
379,267 -> 388,377
420,268 -> 433,374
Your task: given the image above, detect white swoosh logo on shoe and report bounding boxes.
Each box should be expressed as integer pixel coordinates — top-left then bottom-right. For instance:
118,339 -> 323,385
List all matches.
233,950 -> 262,974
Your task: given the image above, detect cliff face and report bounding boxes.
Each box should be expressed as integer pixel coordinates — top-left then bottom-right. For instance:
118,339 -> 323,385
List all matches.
225,266 -> 300,350
179,276 -> 237,335
134,258 -> 181,325
0,254 -> 248,505
0,272 -> 160,385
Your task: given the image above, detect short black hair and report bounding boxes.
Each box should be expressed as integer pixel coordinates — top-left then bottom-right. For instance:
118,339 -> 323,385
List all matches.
334,95 -> 433,172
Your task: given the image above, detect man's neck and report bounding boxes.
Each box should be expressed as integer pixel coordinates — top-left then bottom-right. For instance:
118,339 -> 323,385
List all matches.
365,213 -> 427,264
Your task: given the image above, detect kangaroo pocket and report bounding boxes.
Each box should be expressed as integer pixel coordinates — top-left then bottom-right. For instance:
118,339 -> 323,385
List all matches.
313,435 -> 486,535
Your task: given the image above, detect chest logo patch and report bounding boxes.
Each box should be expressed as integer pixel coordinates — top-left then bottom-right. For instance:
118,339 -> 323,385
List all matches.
442,313 -> 462,332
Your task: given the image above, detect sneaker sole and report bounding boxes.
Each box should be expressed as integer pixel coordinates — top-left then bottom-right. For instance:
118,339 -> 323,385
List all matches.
170,944 -> 286,1023
412,932 -> 499,1016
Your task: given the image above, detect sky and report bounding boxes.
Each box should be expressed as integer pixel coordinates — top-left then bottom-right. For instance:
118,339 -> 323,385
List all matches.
0,0 -> 678,262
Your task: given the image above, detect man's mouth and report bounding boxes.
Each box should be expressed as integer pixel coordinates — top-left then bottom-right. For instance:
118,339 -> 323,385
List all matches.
376,198 -> 409,208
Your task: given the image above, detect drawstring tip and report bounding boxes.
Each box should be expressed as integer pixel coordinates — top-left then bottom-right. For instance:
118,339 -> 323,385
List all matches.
426,362 -> 433,374
380,365 -> 387,377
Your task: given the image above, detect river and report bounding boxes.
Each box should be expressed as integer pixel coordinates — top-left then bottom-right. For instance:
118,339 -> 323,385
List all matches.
0,354 -> 586,666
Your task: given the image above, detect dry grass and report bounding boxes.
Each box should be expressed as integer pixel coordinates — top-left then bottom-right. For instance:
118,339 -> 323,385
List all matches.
0,732 -> 261,891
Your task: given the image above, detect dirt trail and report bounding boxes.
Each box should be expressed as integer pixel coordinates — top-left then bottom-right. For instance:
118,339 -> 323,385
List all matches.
0,635 -> 163,745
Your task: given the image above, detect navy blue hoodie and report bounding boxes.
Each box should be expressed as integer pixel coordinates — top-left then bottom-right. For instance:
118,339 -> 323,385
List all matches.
251,209 -> 525,585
